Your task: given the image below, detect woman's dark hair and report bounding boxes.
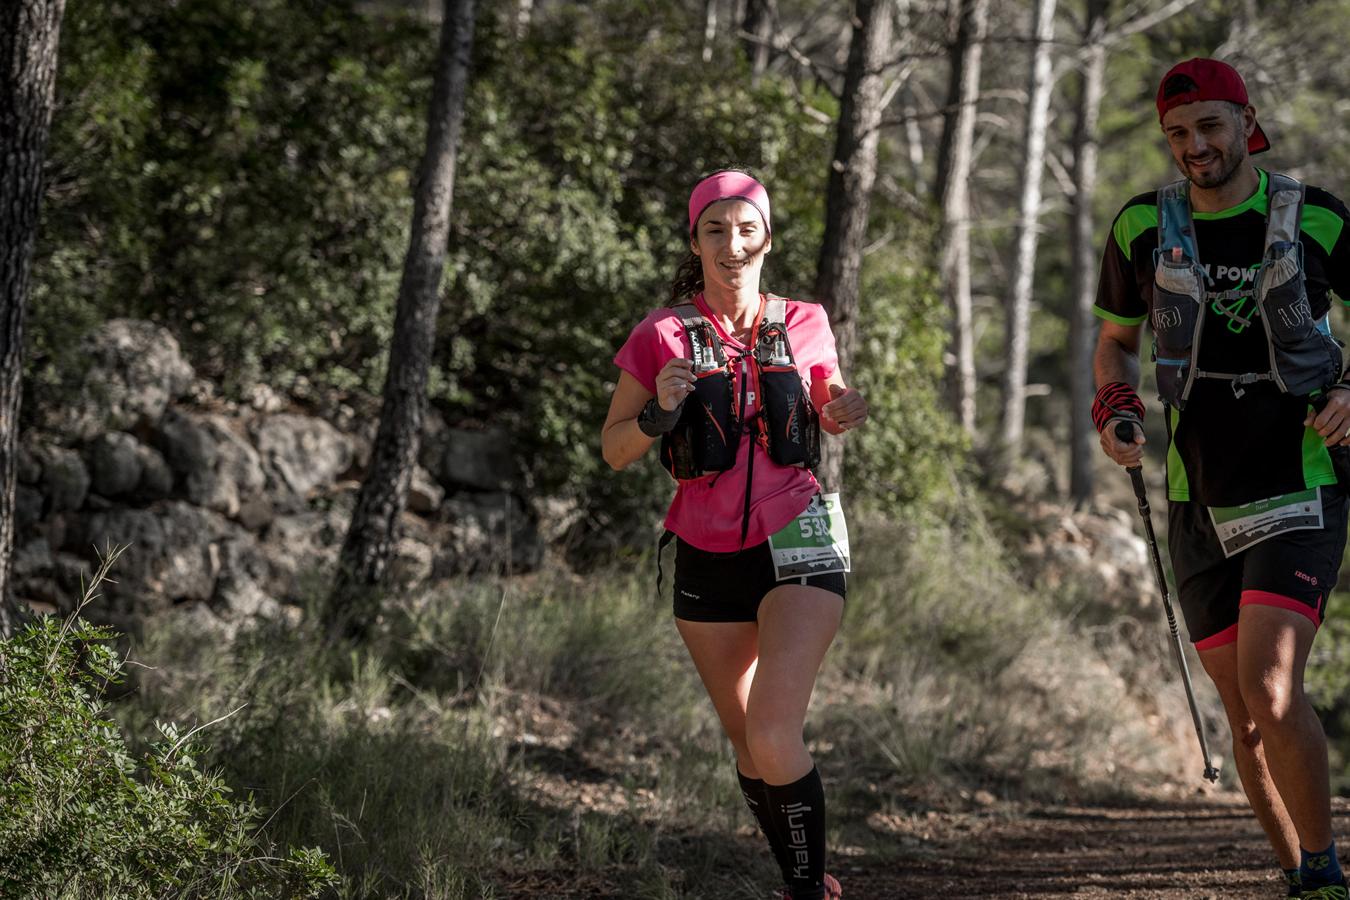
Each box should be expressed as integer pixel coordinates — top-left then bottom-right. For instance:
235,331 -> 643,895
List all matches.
668,251 -> 704,306
667,165 -> 763,307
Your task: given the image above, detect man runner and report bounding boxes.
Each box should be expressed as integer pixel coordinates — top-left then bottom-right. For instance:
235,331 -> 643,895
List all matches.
1094,58 -> 1350,899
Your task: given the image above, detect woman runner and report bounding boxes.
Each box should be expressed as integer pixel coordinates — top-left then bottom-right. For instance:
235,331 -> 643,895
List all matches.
602,169 -> 867,899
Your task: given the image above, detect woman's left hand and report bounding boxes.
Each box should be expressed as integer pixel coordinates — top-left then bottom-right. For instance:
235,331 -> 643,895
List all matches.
822,384 -> 867,431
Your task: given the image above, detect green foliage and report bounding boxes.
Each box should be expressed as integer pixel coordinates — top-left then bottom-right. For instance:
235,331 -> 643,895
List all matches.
35,0 -> 431,398
845,217 -> 967,509
0,576 -> 337,898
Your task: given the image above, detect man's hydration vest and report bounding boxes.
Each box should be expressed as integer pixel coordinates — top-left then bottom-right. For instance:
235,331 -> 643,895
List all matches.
1151,172 -> 1342,409
659,295 -> 821,481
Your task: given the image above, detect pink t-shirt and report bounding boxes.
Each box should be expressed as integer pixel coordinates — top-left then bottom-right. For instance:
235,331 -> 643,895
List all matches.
613,294 -> 839,552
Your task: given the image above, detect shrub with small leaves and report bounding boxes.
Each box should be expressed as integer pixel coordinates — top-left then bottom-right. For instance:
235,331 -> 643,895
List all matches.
0,552 -> 338,898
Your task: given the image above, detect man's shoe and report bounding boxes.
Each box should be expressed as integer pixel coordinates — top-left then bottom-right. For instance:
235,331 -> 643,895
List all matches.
1301,881 -> 1349,899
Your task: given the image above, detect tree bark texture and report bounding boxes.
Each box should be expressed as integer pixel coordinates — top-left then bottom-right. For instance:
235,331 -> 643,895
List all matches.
1069,0 -> 1109,505
937,0 -> 988,437
812,0 -> 893,492
0,0 -> 66,637
998,0 -> 1058,461
334,0 -> 476,620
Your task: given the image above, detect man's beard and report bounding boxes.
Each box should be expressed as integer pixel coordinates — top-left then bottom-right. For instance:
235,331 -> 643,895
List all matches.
1181,146 -> 1246,189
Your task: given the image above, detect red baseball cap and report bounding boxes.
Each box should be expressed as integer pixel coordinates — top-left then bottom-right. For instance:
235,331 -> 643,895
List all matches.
1156,58 -> 1270,155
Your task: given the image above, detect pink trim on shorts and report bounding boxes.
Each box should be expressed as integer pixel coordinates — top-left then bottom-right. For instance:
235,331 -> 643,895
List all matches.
1239,589 -> 1323,628
1194,623 -> 1239,651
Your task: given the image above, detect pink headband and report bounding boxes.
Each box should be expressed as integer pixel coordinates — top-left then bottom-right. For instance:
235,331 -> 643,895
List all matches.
687,171 -> 771,237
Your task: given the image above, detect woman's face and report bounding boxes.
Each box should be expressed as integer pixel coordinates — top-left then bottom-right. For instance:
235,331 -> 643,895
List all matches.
692,198 -> 770,294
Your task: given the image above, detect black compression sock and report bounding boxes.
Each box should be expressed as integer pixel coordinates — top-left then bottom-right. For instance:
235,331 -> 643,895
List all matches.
737,769 -> 794,883
764,766 -> 828,900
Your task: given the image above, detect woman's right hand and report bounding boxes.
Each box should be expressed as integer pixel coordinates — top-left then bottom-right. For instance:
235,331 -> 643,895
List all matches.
656,358 -> 696,411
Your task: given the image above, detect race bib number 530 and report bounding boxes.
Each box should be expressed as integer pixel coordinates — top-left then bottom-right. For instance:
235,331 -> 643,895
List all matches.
767,493 -> 851,580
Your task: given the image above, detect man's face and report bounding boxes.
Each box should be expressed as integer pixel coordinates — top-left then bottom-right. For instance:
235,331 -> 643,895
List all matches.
1161,100 -> 1254,189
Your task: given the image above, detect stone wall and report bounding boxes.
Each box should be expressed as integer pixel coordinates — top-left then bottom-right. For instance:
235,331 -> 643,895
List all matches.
14,320 -> 542,626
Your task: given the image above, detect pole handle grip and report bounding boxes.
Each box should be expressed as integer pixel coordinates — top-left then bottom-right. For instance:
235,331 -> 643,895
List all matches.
1113,420 -> 1148,494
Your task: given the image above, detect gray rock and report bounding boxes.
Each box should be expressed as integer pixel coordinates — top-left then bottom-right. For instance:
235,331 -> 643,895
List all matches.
14,485 -> 43,536
38,319 -> 194,441
408,465 -> 445,514
253,414 -> 353,507
418,407 -> 450,475
434,492 -> 542,575
39,446 -> 90,513
86,432 -> 144,498
11,538 -> 59,609
136,444 -> 174,498
65,501 -> 240,610
236,496 -> 275,532
156,411 -> 265,518
213,533 -> 280,618
16,444 -> 41,484
438,428 -> 518,492
264,503 -> 352,599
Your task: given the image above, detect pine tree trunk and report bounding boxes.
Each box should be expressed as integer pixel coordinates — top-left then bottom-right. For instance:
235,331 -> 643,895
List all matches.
742,0 -> 774,82
332,0 -> 476,632
515,0 -> 533,38
702,0 -> 719,62
998,0 -> 1058,462
0,0 -> 66,637
937,0 -> 988,437
813,0 -> 893,492
1069,0 -> 1109,505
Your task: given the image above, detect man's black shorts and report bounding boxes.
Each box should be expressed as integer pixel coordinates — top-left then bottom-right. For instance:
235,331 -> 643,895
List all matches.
1167,485 -> 1348,650
672,537 -> 846,623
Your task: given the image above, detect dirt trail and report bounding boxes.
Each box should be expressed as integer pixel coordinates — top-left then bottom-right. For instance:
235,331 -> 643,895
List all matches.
840,793 -> 1350,899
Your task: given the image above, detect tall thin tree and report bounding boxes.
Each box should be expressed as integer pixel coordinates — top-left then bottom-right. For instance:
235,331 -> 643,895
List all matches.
333,0 -> 477,629
741,0 -> 775,82
1068,0 -> 1109,505
813,0 -> 893,491
1,0 -> 67,637
998,0 -> 1058,462
936,0 -> 989,437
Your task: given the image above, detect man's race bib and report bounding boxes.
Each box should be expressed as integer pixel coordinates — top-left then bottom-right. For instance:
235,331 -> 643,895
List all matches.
1208,487 -> 1324,558
767,492 -> 850,580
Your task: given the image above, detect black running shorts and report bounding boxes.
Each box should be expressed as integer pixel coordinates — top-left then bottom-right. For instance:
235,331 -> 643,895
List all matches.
1167,485 -> 1348,650
672,537 -> 846,623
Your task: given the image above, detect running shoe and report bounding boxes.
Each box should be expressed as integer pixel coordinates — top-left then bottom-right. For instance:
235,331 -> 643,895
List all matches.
1301,881 -> 1349,899
771,874 -> 842,899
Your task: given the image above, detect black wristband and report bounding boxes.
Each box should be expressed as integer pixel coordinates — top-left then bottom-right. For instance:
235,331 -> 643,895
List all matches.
637,398 -> 683,437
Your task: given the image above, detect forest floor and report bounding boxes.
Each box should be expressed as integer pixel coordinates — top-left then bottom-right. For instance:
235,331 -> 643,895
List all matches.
841,792 -> 1350,899
499,739 -> 1350,899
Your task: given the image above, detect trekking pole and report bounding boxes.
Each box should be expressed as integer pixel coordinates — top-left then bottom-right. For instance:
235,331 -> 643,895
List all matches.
1114,420 -> 1221,783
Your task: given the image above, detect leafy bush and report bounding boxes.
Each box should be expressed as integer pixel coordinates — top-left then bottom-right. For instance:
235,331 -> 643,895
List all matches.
0,553 -> 337,899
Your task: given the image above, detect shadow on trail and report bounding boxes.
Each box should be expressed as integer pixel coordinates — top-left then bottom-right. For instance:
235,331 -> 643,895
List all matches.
839,795 -> 1350,899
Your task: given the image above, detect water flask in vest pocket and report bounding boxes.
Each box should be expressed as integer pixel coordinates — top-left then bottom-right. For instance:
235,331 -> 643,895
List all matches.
1258,241 -> 1341,395
758,366 -> 821,469
1152,247 -> 1207,407
662,367 -> 738,480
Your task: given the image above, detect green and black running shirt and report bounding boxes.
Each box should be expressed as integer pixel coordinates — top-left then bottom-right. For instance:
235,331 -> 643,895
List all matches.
1095,169 -> 1350,507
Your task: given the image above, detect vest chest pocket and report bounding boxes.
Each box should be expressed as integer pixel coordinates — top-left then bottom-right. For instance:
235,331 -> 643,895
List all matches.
1257,241 -> 1342,396
1152,252 -> 1208,408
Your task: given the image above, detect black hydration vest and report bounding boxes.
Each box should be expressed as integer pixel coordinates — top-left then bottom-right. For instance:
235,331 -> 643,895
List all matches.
1151,173 -> 1342,409
659,295 -> 821,481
